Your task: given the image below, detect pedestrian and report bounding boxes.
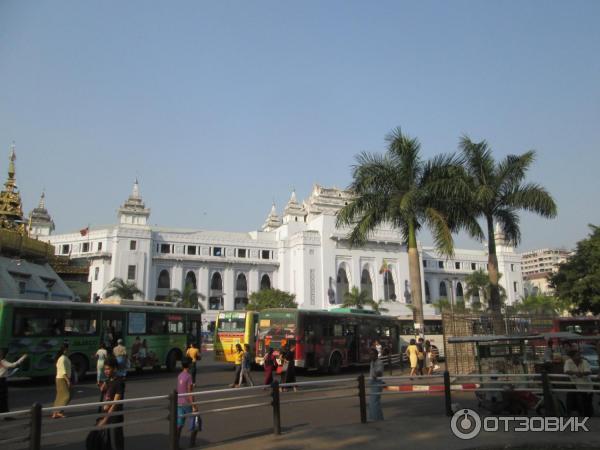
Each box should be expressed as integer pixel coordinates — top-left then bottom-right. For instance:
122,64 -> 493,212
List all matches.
405,339 -> 419,376
277,346 -> 288,385
283,345 -> 297,391
373,340 -> 383,359
230,344 -> 244,388
564,350 -> 593,416
176,357 -> 200,449
98,356 -> 125,450
0,349 -> 27,417
238,344 -> 255,387
367,348 -> 384,421
113,339 -> 128,379
263,347 -> 278,385
416,338 -> 425,375
424,340 -> 434,375
95,343 -> 108,386
185,343 -> 201,386
52,344 -> 72,419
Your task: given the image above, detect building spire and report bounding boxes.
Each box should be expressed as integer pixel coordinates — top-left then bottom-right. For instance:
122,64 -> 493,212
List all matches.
0,143 -> 25,232
132,178 -> 140,199
262,202 -> 282,231
39,190 -> 46,209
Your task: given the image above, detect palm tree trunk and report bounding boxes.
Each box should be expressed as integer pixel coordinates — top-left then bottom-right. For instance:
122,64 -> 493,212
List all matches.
407,220 -> 425,332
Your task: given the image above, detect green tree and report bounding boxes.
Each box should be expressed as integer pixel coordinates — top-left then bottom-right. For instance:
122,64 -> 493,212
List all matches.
246,289 -> 297,311
550,225 -> 600,314
463,269 -> 507,310
103,278 -> 144,300
342,287 -> 388,312
166,283 -> 206,313
337,128 -> 460,329
514,294 -> 565,316
456,137 -> 557,314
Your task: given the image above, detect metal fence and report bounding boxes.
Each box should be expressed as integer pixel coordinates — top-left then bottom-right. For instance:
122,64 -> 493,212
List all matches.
1,369 -> 598,449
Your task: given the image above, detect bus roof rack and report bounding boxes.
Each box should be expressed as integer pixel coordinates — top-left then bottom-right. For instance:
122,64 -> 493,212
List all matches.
99,298 -> 178,307
329,307 -> 379,315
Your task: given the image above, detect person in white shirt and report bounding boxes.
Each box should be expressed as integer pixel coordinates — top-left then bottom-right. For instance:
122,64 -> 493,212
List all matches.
0,348 -> 27,418
563,350 -> 593,416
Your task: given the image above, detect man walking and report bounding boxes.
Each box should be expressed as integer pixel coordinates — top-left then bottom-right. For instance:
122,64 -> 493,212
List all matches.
98,357 -> 125,450
185,343 -> 201,386
176,358 -> 199,449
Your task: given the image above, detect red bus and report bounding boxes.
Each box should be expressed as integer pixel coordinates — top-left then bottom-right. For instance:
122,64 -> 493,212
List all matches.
553,317 -> 600,335
255,308 -> 400,374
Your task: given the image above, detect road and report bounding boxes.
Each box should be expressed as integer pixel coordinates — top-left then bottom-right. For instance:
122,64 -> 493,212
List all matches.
2,354 -> 464,449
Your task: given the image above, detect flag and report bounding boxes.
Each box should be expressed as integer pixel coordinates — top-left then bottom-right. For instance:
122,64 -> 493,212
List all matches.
80,227 -> 89,236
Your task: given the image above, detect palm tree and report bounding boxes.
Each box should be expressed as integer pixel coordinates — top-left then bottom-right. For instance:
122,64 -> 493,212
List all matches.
464,269 -> 508,310
456,137 -> 557,314
103,278 -> 144,300
166,283 -> 206,313
342,287 -> 387,312
337,128 -> 460,329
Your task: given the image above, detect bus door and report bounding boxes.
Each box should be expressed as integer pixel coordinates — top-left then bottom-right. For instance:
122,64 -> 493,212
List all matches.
101,311 -> 125,348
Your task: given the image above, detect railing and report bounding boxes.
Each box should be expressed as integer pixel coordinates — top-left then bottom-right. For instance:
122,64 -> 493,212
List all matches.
2,370 -> 599,449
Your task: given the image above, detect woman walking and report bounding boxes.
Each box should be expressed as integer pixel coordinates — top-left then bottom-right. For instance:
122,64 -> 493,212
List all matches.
405,339 -> 418,376
0,349 -> 27,416
283,345 -> 297,391
367,348 -> 384,421
263,347 -> 278,385
230,344 -> 244,388
95,342 -> 108,386
424,340 -> 434,375
52,344 -> 72,419
238,344 -> 255,387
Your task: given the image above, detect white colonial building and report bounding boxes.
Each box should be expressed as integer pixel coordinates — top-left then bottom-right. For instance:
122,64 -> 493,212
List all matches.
37,181 -> 525,330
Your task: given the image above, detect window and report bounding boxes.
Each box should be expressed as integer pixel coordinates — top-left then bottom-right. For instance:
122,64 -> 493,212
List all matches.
237,248 -> 247,258
209,297 -> 224,310
260,274 -> 271,290
61,244 -> 70,255
511,264 -> 515,272
160,244 -> 171,254
18,281 -> 26,295
130,240 -> 137,250
187,245 -> 197,255
438,261 -> 444,269
148,314 -> 168,334
94,267 -> 100,281
14,308 -> 64,337
127,265 -> 136,280
167,315 -> 185,334
158,270 -> 170,289
82,242 -> 90,253
513,281 -> 518,293
471,263 -> 476,270
213,247 -> 223,257
261,250 -> 270,260
97,242 -> 103,251
455,262 -> 461,270
423,260 -> 427,268
64,310 -> 98,336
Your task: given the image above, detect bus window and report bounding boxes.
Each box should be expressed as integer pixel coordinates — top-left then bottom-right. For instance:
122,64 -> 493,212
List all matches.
148,314 -> 168,334
101,312 -> 125,347
64,310 -> 98,336
14,309 -> 63,337
334,323 -> 343,337
168,315 -> 185,334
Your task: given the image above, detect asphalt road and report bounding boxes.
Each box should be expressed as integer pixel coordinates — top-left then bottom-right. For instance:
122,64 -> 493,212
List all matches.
2,354 -> 461,450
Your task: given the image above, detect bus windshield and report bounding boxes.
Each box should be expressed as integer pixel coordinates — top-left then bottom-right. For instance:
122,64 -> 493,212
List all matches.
217,314 -> 246,333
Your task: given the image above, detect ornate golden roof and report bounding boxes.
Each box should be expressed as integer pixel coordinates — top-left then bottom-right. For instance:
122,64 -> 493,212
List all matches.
0,144 -> 25,233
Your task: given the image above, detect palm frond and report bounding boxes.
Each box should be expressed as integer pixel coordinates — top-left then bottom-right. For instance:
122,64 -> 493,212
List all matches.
503,183 -> 558,218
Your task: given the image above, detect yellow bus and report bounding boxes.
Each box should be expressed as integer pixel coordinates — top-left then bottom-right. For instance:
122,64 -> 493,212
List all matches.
214,311 -> 258,363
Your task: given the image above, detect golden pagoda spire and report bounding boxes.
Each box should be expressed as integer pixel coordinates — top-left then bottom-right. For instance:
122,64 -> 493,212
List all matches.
0,143 -> 25,232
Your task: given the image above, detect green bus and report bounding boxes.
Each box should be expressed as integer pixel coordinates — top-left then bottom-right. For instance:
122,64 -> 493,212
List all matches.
0,298 -> 202,379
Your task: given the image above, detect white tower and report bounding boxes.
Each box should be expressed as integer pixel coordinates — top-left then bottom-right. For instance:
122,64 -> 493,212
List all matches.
117,179 -> 150,225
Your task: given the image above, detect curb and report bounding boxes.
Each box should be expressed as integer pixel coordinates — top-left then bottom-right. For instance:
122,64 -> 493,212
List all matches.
384,383 -> 479,392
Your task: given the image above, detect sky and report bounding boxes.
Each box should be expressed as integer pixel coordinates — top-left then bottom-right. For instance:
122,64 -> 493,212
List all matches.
0,1 -> 598,252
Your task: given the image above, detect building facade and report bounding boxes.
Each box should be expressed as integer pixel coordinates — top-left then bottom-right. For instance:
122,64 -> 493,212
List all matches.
521,248 -> 570,295
42,182 -> 526,329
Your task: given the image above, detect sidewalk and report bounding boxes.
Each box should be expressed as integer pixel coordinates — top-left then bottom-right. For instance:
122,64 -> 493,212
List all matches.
207,416 -> 600,450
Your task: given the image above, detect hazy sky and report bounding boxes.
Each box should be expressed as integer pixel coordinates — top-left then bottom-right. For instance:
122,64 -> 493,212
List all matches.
1,1 -> 598,252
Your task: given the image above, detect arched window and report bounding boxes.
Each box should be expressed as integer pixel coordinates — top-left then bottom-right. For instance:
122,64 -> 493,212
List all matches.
209,272 -> 223,310
360,268 -> 373,300
383,271 -> 396,301
336,267 -> 349,304
425,281 -> 431,304
439,281 -> 447,298
185,271 -> 197,290
158,270 -> 170,289
210,272 -> 222,291
456,282 -> 464,299
260,274 -> 271,290
235,273 -> 248,310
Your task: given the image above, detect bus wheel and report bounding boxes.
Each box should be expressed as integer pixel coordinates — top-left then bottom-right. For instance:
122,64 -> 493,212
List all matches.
166,350 -> 180,372
328,352 -> 342,375
70,354 -> 88,381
